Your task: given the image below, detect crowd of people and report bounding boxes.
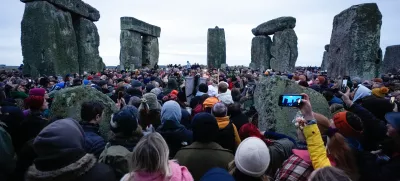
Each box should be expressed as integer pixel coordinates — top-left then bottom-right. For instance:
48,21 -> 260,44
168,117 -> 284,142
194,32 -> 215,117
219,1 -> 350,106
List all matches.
0,64 -> 400,181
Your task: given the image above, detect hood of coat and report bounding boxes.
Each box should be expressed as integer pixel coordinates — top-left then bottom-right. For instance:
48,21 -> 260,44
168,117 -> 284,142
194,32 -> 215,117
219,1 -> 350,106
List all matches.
161,101 -> 182,124
353,84 -> 371,102
122,161 -> 193,181
25,154 -> 97,181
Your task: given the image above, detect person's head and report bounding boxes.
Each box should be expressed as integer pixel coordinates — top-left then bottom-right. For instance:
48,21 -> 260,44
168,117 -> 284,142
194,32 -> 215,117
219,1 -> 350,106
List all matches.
161,101 -> 182,124
218,82 -> 228,94
298,80 -> 309,87
80,101 -> 104,123
198,83 -> 208,93
239,123 -> 270,145
333,111 -> 363,138
192,113 -> 219,143
231,88 -> 241,102
372,87 -> 389,98
330,103 -> 345,115
31,119 -> 86,172
212,102 -> 228,117
128,96 -> 142,108
110,106 -> 139,137
145,84 -> 155,93
25,88 -> 48,111
229,137 -> 270,181
308,166 -> 351,181
131,80 -> 142,91
177,91 -> 187,103
124,75 -> 132,83
299,75 -> 307,81
130,133 -> 171,178
200,168 -> 235,181
39,77 -> 50,88
385,112 -> 400,138
72,78 -> 82,86
352,84 -> 372,102
203,97 -> 219,113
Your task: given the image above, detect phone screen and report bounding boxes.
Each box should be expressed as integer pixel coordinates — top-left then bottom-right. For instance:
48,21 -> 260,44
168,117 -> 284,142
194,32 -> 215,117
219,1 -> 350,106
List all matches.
279,95 -> 303,107
341,79 -> 348,92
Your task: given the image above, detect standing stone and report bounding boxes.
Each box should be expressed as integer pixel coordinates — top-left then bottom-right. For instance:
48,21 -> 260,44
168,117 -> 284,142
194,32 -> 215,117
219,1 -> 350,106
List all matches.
74,17 -> 104,73
142,36 -> 159,68
249,63 -> 256,69
50,86 -> 118,138
252,17 -> 296,36
120,30 -> 142,69
254,76 -> 331,138
270,29 -> 298,72
207,26 -> 226,68
251,35 -> 272,69
321,44 -> 330,71
382,45 -> 400,74
327,3 -> 382,80
21,1 -> 79,77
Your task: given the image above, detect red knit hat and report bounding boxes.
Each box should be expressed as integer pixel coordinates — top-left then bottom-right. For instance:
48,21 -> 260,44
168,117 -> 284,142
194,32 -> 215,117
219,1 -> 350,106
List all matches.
29,88 -> 46,96
239,123 -> 272,145
333,111 -> 363,137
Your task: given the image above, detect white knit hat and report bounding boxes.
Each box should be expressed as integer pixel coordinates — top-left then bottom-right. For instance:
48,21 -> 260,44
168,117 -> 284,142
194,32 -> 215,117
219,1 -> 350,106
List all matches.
235,137 -> 270,177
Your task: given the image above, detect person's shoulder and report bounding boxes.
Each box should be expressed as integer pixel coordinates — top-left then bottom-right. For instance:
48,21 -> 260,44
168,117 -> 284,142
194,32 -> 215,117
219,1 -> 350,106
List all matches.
82,162 -> 117,181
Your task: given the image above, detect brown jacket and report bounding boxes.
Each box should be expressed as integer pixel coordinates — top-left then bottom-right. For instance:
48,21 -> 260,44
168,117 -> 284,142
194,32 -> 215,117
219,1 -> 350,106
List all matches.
174,142 -> 234,181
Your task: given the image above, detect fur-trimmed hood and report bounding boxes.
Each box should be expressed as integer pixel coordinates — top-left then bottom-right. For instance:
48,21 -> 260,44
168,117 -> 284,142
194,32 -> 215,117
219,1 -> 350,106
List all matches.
25,154 -> 97,181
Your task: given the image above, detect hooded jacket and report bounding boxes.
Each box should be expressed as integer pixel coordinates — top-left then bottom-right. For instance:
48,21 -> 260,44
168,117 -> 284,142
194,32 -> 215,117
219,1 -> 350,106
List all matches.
353,84 -> 371,103
157,101 -> 193,158
25,119 -> 116,181
120,161 -> 193,181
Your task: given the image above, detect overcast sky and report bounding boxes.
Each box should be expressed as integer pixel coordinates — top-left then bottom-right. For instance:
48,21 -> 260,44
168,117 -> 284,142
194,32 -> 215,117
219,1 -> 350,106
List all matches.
1,0 -> 399,66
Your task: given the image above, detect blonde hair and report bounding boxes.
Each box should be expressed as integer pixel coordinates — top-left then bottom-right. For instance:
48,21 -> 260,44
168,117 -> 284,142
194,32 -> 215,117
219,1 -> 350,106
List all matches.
130,133 -> 171,179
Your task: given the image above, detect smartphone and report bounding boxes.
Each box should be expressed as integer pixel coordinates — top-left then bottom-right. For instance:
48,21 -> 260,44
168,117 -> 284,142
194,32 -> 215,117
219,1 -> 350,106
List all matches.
118,91 -> 123,100
341,78 -> 348,93
279,95 -> 304,107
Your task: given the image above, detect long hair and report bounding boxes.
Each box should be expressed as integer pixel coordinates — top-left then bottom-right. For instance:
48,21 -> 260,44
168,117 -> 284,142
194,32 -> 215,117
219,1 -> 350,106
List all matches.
130,133 -> 171,179
315,113 -> 359,180
228,161 -> 268,181
139,99 -> 161,129
310,166 -> 351,181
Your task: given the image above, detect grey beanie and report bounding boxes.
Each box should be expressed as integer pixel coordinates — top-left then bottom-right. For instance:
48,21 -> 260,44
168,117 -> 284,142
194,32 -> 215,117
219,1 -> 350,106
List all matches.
139,93 -> 161,111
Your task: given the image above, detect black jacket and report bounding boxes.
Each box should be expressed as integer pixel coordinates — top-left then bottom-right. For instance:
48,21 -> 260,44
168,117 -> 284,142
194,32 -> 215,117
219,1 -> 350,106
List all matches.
190,96 -> 202,109
157,121 -> 193,158
229,112 -> 248,131
15,112 -> 48,153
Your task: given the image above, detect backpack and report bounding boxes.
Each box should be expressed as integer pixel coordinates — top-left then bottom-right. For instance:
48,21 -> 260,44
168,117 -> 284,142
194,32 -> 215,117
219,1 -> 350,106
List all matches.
99,143 -> 131,179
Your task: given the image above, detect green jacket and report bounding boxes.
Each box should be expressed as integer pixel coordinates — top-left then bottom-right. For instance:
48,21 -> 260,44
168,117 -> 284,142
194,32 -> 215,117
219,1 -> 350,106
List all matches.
174,142 -> 234,181
10,91 -> 28,100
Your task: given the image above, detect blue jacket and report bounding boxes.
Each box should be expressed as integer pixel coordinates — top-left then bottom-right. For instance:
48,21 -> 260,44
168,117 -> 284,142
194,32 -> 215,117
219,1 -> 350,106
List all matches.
80,123 -> 106,158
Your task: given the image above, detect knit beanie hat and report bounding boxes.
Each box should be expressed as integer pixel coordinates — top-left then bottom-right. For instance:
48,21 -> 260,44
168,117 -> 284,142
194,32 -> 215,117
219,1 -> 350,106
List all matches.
33,119 -> 86,170
362,96 -> 395,121
333,111 -> 363,138
200,168 -> 235,181
161,101 -> 182,124
192,113 -> 219,143
235,137 -> 270,177
372,87 -> 389,98
140,93 -> 161,110
111,107 -> 138,136
203,97 -> 219,109
29,88 -> 46,96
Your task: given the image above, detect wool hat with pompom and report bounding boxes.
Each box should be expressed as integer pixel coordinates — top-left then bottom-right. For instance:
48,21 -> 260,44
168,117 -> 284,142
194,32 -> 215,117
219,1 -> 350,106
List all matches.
235,137 -> 270,177
372,87 -> 389,98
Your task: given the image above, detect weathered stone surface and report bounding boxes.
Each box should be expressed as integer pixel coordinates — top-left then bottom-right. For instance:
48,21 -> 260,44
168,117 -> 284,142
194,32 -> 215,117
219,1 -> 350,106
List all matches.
142,36 -> 159,68
21,1 -> 79,77
325,44 -> 330,51
382,45 -> 400,74
327,3 -> 382,80
50,86 -> 118,138
85,3 -> 100,21
252,17 -> 296,36
251,35 -> 272,69
21,0 -> 88,18
221,64 -> 228,70
270,29 -> 298,72
207,26 -> 226,68
120,30 -> 143,69
321,51 -> 329,71
121,17 -> 161,37
249,63 -> 256,69
254,76 -> 331,138
74,17 -> 104,73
